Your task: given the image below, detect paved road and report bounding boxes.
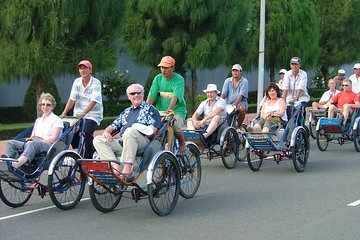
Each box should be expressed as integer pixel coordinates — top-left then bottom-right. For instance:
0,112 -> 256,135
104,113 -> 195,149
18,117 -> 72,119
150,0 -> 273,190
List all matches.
1,139 -> 360,240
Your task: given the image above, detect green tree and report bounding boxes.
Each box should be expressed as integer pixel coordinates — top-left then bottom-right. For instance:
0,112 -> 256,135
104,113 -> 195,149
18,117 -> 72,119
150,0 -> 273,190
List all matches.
0,0 -> 125,117
121,0 -> 251,114
312,0 -> 360,83
247,0 -> 320,82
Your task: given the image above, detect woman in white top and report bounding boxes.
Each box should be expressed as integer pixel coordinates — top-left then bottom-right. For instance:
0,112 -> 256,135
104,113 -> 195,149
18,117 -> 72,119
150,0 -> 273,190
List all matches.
3,93 -> 63,169
249,83 -> 287,132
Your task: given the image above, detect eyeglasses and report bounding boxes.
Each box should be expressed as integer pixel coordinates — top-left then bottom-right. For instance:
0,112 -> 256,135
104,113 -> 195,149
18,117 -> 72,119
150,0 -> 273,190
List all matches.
128,91 -> 142,96
40,103 -> 52,107
342,84 -> 349,87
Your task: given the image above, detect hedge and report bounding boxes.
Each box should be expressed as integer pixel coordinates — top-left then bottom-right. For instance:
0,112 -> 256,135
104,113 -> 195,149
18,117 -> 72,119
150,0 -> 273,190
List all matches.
0,89 -> 324,140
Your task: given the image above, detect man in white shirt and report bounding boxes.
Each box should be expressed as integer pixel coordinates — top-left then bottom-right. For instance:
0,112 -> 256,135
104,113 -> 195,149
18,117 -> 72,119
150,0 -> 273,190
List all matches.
349,63 -> 360,95
312,79 -> 340,110
282,57 -> 310,118
61,60 -> 103,159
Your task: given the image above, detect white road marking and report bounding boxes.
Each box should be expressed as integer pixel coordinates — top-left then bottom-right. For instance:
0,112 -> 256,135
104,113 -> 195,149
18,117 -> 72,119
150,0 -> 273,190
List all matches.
347,199 -> 360,206
0,197 -> 90,221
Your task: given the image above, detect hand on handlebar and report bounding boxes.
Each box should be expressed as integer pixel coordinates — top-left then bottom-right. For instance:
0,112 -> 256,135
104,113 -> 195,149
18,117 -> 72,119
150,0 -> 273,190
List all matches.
165,109 -> 175,115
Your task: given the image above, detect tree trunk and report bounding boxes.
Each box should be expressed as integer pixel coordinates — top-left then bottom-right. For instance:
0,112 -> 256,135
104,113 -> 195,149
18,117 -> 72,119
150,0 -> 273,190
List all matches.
269,67 -> 275,83
35,74 -> 45,116
23,74 -> 61,119
320,66 -> 329,87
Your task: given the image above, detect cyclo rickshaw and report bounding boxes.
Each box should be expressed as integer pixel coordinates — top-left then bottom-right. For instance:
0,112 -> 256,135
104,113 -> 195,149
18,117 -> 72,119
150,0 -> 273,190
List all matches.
316,108 -> 360,152
308,109 -> 327,139
56,112 -> 201,216
0,117 -> 87,210
183,105 -> 246,169
244,102 -> 310,172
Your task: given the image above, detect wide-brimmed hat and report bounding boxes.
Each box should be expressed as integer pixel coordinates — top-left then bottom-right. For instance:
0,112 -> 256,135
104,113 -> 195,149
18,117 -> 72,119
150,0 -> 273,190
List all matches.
132,123 -> 154,136
203,84 -> 220,93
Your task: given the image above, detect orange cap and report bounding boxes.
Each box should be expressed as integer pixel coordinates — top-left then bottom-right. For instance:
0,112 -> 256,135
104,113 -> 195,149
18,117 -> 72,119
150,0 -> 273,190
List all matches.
157,56 -> 175,67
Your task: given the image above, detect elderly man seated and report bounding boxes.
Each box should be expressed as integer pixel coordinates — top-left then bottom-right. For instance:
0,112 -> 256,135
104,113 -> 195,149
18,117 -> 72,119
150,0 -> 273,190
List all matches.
187,84 -> 226,142
93,83 -> 162,180
312,79 -> 340,110
324,79 -> 360,126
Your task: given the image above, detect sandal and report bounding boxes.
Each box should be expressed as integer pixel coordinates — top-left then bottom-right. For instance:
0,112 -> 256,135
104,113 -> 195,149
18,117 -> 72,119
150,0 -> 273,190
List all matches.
119,172 -> 134,182
177,148 -> 189,156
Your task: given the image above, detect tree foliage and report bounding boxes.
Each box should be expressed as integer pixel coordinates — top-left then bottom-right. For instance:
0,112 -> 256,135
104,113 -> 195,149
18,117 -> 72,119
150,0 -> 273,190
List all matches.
121,0 -> 252,113
247,0 -> 320,81
0,0 -> 125,116
311,0 -> 360,82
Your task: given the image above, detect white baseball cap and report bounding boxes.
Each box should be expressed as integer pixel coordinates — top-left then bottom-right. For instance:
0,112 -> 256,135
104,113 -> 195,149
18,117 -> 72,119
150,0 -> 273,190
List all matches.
279,69 -> 287,74
353,63 -> 360,69
231,64 -> 242,71
338,69 -> 345,74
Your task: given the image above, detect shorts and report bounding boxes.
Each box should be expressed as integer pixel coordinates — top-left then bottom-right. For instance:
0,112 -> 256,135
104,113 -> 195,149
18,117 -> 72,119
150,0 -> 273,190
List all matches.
174,115 -> 184,132
255,117 -> 283,132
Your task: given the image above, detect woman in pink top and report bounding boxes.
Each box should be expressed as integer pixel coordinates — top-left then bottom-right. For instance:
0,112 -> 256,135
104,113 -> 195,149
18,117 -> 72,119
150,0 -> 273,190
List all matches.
248,83 -> 287,132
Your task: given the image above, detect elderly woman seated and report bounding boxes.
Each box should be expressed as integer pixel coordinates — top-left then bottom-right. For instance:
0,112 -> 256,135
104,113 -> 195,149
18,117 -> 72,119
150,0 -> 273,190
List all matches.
247,83 -> 287,132
187,84 -> 226,141
2,93 -> 63,169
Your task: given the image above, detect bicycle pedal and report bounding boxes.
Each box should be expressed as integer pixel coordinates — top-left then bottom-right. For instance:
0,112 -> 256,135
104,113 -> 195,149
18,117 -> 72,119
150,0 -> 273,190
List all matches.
131,188 -> 140,202
273,154 -> 282,164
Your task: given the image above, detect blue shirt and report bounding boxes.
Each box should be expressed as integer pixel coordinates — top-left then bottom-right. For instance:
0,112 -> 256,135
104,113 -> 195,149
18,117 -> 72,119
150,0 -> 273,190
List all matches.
196,96 -> 227,119
111,101 -> 162,139
221,76 -> 249,108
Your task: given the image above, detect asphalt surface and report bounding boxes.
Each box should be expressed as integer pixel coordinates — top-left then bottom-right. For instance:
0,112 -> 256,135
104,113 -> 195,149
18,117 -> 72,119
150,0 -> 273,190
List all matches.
1,138 -> 360,240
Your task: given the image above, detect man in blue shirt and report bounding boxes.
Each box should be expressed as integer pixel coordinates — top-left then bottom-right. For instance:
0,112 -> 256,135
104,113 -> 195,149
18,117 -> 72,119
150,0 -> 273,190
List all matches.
93,84 -> 162,179
221,64 -> 248,129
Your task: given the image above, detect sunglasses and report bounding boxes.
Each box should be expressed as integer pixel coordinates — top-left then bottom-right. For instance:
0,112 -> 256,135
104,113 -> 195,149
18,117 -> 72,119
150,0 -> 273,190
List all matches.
342,84 -> 349,87
40,103 -> 52,107
128,91 -> 142,96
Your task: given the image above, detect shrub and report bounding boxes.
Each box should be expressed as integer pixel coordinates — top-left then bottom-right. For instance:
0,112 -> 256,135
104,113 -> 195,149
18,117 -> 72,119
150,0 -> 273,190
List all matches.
96,70 -> 134,104
103,101 -> 130,117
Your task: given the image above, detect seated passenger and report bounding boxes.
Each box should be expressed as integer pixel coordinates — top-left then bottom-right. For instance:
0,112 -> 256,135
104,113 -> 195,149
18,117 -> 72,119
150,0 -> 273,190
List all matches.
187,84 -> 226,140
324,79 -> 360,125
312,79 -> 340,110
2,93 -> 63,169
247,83 -> 287,133
93,84 -> 162,179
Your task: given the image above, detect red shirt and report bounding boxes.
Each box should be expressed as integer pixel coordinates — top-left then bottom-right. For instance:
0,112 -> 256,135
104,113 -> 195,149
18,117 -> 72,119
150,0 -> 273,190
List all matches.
331,90 -> 359,109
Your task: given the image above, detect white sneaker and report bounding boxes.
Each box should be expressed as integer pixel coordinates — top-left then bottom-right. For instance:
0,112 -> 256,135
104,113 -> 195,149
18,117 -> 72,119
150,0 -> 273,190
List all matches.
63,157 -> 75,166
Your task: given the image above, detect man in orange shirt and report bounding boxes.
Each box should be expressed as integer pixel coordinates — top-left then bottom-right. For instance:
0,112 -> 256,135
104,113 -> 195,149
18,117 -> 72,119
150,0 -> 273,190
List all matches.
325,79 -> 360,125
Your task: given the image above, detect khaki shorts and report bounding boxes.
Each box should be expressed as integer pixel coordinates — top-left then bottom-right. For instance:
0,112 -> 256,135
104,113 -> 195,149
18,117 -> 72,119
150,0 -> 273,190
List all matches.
174,115 -> 184,132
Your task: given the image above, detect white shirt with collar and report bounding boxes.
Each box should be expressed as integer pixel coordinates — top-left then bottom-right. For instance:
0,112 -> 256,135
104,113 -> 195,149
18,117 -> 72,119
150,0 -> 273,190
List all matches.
69,76 -> 103,125
282,69 -> 310,103
319,89 -> 340,104
349,74 -> 360,94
